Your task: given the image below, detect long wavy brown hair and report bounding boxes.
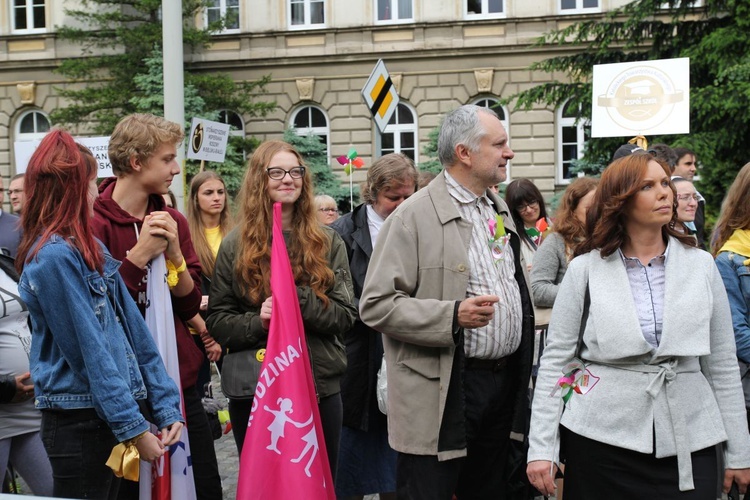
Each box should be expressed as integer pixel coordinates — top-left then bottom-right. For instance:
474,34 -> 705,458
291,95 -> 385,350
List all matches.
187,171 -> 234,279
575,153 -> 696,257
554,177 -> 598,255
712,162 -> 750,256
235,140 -> 333,306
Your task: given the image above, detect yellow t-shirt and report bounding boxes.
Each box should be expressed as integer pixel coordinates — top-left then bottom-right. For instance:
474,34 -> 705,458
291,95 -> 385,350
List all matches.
205,226 -> 222,258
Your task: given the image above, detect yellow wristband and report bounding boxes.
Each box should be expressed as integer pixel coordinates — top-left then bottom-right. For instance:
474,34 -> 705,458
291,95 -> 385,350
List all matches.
166,259 -> 187,289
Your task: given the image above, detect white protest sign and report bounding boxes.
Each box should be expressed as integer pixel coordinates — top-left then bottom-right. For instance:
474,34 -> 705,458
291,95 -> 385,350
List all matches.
14,136 -> 113,177
591,57 -> 690,138
186,117 -> 231,163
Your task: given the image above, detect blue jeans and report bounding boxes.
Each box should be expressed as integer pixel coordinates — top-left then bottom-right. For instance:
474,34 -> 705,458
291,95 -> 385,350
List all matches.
41,408 -> 120,499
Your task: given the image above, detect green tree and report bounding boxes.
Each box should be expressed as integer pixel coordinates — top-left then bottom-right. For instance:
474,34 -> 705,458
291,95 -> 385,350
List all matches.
503,0 -> 750,214
51,0 -> 274,135
282,129 -> 355,211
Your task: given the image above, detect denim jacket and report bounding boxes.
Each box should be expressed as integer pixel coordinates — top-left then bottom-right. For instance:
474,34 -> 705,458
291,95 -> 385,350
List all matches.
19,235 -> 183,442
715,251 -> 750,364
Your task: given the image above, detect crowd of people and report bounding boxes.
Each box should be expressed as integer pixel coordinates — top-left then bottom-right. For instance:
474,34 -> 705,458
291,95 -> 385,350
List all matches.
0,104 -> 749,500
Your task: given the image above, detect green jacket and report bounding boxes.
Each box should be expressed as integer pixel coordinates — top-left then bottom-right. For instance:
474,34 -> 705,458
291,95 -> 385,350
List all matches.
206,225 -> 356,398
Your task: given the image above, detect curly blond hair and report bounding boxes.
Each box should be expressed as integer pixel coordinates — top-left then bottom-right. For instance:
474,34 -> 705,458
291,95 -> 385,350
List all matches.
108,114 -> 184,175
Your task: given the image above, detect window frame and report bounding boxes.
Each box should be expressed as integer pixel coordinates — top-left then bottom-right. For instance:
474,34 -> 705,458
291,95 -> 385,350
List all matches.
465,0 -> 506,20
556,101 -> 589,185
374,0 -> 414,24
204,0 -> 240,33
376,102 -> 418,162
290,105 -> 330,162
11,0 -> 46,34
288,0 -> 326,30
559,0 -> 600,15
15,109 -> 51,142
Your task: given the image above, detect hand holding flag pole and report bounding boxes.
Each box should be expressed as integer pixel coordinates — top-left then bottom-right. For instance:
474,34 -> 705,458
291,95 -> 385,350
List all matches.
336,149 -> 364,211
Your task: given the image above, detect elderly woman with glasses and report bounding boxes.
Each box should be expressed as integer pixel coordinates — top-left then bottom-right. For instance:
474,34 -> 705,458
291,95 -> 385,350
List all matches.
315,194 -> 340,226
506,178 -> 551,271
206,140 -> 356,478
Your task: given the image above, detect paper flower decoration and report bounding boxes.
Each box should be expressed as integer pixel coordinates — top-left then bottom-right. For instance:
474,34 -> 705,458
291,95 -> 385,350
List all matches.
336,148 -> 365,175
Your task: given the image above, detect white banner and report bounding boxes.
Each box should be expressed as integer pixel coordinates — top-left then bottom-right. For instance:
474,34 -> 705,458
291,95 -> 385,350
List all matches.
14,136 -> 113,177
186,118 -> 230,163
591,58 -> 690,138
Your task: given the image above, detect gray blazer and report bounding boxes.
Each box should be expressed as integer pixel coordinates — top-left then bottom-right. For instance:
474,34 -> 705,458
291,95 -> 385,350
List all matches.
528,238 -> 750,491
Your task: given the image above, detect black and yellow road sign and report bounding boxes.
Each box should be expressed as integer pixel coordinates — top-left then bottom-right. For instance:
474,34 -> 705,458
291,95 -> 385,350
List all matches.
361,59 -> 400,134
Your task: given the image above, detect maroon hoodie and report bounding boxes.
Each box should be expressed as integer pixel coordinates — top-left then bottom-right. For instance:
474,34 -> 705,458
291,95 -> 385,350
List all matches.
92,177 -> 204,390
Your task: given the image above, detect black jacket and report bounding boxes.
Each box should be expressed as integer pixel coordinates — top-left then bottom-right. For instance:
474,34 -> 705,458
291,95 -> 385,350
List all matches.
331,204 -> 387,431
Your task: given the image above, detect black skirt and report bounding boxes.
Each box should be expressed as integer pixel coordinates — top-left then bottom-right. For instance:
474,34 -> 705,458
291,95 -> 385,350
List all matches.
560,426 -> 718,500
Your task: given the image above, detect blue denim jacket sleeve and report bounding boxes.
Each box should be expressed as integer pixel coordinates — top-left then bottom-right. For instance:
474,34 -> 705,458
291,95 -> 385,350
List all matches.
22,242 -> 149,441
716,252 -> 750,363
113,272 -> 184,429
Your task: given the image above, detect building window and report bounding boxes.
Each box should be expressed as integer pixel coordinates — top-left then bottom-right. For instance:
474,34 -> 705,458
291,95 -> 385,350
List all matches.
557,101 -> 590,183
559,0 -> 600,14
205,0 -> 240,32
289,0 -> 325,28
376,0 -> 413,23
378,103 -> 417,161
291,105 -> 330,160
16,110 -> 50,141
466,0 -> 504,19
12,0 -> 46,33
472,98 -> 511,178
218,110 -> 244,136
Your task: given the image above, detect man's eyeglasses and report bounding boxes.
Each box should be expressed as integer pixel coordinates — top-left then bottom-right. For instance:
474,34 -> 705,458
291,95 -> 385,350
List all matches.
5,189 -> 22,196
517,200 -> 539,212
266,167 -> 305,180
676,194 -> 699,202
318,208 -> 338,213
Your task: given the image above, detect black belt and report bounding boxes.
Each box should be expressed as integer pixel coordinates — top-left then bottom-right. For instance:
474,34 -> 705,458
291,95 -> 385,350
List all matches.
465,356 -> 509,372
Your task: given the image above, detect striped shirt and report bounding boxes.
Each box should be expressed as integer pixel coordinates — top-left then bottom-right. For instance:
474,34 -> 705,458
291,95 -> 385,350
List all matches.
445,171 -> 523,359
618,242 -> 669,349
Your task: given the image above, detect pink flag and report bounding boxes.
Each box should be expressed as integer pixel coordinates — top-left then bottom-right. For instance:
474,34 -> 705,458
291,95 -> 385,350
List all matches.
236,202 -> 336,500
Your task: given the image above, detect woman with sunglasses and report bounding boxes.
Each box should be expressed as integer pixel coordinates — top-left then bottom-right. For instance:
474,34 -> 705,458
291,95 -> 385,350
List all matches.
505,178 -> 551,271
206,140 -> 356,478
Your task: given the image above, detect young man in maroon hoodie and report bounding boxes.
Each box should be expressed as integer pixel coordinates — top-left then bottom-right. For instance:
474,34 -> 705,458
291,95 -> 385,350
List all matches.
92,113 -> 222,499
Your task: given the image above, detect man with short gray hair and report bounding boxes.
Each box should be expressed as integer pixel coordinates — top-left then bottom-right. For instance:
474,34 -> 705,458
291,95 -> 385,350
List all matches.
360,104 -> 534,499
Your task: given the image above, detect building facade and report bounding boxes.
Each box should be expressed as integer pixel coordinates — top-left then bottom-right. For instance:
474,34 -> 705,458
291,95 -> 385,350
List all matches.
0,0 -> 632,210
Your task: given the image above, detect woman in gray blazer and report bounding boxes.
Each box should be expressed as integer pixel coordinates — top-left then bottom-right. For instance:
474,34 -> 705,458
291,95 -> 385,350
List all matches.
527,153 -> 750,499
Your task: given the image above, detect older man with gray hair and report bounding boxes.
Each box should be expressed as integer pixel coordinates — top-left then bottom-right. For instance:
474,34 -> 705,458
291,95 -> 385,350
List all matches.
360,104 -> 534,499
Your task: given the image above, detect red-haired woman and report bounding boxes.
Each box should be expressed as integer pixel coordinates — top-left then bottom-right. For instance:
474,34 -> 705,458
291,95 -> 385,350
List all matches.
16,130 -> 184,498
526,153 -> 750,499
206,140 -> 356,477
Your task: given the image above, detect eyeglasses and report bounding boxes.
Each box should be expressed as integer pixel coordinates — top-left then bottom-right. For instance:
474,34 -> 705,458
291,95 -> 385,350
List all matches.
5,189 -> 22,196
318,208 -> 338,213
676,194 -> 699,202
266,167 -> 305,180
517,200 -> 539,212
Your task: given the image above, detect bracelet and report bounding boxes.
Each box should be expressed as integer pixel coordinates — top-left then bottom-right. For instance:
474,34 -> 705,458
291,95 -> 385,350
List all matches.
166,259 -> 187,289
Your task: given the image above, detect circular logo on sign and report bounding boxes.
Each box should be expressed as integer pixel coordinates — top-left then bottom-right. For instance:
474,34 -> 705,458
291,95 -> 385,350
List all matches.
596,65 -> 684,132
256,348 -> 266,362
191,123 -> 204,154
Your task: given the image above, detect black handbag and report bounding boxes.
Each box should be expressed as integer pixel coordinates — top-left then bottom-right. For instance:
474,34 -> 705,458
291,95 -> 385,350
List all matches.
220,348 -> 265,400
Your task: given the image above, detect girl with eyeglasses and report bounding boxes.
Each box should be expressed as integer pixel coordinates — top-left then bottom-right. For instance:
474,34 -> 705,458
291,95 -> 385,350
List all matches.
206,140 -> 356,479
505,178 -> 551,272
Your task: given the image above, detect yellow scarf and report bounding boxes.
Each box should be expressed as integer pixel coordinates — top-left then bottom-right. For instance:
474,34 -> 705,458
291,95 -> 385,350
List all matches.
719,229 -> 750,265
